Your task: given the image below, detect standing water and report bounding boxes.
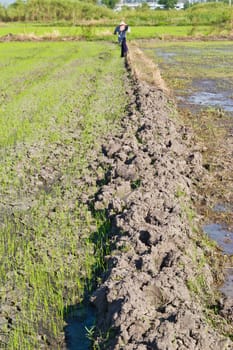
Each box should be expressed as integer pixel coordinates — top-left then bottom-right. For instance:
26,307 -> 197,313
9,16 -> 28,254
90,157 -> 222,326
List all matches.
204,222 -> 233,298
64,303 -> 96,349
142,41 -> 233,116
203,223 -> 233,256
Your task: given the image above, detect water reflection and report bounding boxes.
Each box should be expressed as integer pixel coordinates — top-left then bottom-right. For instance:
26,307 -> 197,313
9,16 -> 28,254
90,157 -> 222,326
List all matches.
213,203 -> 233,213
146,43 -> 233,116
203,224 -> 233,255
204,223 -> 233,299
187,91 -> 233,112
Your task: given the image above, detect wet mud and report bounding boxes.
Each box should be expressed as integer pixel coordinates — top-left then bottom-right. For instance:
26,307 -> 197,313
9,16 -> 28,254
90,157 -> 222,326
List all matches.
178,78 -> 233,114
142,41 -> 233,315
145,42 -> 233,117
221,269 -> 233,299
89,56 -> 233,349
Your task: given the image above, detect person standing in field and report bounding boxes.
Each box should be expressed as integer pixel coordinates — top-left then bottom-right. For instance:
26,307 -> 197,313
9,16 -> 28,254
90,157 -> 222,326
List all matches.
114,21 -> 129,58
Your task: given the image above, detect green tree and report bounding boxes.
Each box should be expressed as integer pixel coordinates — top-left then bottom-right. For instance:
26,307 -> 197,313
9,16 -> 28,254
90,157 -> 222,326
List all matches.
7,0 -> 26,21
101,0 -> 118,9
0,4 -> 7,20
140,3 -> 150,11
159,0 -> 177,9
183,1 -> 191,9
5,0 -> 112,22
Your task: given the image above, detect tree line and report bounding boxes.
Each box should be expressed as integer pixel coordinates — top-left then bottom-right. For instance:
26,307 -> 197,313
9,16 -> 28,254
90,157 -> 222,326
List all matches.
0,0 -> 115,22
0,0 -> 231,25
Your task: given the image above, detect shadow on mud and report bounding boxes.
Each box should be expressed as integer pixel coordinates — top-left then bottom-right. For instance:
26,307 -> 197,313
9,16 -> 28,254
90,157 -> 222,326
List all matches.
64,303 -> 96,350
63,208 -> 113,349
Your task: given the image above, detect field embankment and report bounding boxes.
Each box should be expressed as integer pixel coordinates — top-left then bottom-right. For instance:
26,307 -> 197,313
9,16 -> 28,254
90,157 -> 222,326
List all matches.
1,23 -> 233,42
89,46 -> 233,349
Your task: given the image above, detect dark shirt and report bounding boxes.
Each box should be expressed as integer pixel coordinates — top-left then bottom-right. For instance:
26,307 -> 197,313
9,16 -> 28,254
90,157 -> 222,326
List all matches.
114,25 -> 129,43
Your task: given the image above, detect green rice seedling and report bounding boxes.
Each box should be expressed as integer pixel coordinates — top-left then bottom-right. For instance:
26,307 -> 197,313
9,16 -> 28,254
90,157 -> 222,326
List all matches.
0,41 -> 128,348
0,22 -> 231,41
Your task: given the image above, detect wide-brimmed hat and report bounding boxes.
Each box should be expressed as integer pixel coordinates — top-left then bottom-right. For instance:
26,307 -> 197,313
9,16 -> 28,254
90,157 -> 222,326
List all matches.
120,21 -> 126,25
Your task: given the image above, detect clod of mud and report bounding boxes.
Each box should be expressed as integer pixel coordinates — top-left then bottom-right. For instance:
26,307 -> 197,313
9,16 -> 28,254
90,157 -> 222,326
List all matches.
0,33 -> 82,42
90,55 -> 233,349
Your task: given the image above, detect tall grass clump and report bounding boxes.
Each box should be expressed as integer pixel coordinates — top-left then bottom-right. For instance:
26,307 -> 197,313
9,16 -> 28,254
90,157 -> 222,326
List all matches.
186,2 -> 231,26
0,0 -> 115,23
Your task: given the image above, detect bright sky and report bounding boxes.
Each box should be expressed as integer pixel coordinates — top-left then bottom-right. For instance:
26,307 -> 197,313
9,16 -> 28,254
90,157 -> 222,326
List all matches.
0,0 -> 15,5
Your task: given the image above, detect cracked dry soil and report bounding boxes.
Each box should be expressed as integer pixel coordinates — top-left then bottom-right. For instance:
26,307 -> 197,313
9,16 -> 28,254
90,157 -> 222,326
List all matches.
89,65 -> 233,349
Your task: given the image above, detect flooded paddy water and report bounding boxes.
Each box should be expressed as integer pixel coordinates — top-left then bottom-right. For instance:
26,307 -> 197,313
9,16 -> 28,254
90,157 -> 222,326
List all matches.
64,303 -> 95,350
141,41 -> 233,115
140,40 -> 233,299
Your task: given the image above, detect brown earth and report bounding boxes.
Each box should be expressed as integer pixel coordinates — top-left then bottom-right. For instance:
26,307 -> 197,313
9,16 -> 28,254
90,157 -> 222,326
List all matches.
89,47 -> 233,349
1,33 -> 233,43
178,107 -> 233,232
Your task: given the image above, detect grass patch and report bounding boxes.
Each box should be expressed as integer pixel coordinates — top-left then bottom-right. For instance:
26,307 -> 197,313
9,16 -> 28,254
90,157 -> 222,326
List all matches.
0,23 -> 231,41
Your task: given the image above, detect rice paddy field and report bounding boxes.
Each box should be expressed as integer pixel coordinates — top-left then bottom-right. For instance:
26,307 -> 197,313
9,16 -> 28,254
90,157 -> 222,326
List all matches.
1,27 -> 233,349
0,41 -> 128,349
139,40 -> 233,99
0,22 -> 229,40
139,39 -> 233,239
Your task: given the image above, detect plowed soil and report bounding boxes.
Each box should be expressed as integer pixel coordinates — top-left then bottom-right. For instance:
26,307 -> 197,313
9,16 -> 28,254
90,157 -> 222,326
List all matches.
89,48 -> 233,349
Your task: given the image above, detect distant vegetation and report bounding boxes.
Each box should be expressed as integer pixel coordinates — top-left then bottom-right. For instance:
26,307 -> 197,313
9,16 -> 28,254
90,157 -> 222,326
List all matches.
0,1 -> 232,27
121,2 -> 232,26
0,0 -> 114,22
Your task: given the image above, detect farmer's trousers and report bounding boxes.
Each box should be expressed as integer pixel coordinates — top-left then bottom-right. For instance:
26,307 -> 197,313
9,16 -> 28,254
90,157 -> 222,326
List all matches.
121,38 -> 128,57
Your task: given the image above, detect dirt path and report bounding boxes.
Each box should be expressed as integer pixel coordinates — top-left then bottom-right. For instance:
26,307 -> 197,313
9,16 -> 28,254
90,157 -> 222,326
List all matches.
90,48 -> 233,349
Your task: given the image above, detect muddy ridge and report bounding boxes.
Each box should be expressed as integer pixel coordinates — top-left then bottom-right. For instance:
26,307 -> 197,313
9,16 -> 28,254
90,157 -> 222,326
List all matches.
90,61 -> 233,349
1,33 -> 233,43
